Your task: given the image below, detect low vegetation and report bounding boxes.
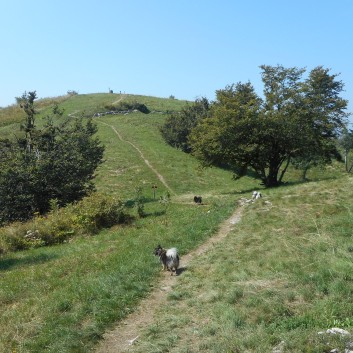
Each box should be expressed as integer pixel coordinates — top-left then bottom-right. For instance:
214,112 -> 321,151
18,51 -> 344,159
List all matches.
0,192 -> 128,253
103,101 -> 150,114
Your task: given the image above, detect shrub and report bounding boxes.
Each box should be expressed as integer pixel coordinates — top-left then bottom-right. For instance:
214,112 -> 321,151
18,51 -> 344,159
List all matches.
134,186 -> 146,218
0,193 -> 129,254
71,192 -> 128,233
0,93 -> 105,225
160,97 -> 210,153
104,101 -> 150,114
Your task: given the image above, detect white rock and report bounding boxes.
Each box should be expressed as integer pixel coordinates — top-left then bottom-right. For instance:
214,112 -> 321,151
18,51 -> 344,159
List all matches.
326,328 -> 350,336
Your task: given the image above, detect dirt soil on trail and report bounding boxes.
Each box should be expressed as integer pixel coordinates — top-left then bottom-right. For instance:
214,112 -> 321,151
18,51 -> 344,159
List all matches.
94,205 -> 244,353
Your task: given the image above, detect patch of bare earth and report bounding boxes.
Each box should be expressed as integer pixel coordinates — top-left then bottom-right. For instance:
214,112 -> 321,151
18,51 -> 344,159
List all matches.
94,205 -> 244,353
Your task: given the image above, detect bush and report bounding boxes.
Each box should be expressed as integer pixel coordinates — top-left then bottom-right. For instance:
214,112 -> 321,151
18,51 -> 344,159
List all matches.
71,192 -> 128,233
160,97 -> 210,153
0,193 -> 129,254
103,101 -> 150,114
0,93 -> 105,225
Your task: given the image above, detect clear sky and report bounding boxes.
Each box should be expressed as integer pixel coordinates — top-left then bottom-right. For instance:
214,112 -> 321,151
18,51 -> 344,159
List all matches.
1,0 -> 352,119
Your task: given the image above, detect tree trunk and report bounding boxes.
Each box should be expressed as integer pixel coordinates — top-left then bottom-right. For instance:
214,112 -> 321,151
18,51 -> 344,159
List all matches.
265,163 -> 280,187
278,156 -> 291,184
348,162 -> 353,174
302,166 -> 309,181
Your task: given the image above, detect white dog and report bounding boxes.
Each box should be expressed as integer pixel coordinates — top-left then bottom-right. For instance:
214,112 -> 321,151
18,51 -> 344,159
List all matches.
252,191 -> 262,200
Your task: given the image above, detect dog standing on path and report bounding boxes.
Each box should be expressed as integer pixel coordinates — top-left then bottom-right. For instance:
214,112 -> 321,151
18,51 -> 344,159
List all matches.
154,245 -> 180,276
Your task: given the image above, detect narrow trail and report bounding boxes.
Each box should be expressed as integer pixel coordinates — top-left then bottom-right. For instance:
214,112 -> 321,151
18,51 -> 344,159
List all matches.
94,205 -> 244,353
98,121 -> 176,195
95,119 -> 244,352
112,94 -> 127,105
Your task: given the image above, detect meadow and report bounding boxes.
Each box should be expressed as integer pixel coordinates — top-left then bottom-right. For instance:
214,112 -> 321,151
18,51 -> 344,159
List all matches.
0,93 -> 352,352
132,175 -> 353,353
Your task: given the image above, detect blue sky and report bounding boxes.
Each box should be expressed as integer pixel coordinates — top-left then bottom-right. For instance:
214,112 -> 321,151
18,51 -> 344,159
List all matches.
1,0 -> 352,120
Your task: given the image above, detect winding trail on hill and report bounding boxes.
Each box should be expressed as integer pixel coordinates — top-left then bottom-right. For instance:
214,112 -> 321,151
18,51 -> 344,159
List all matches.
94,204 -> 244,353
112,94 -> 127,105
97,121 -> 176,195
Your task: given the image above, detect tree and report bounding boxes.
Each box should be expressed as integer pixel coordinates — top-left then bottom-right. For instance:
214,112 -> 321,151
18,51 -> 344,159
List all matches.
16,91 -> 38,153
160,97 -> 210,153
290,66 -> 347,179
189,82 -> 265,176
339,129 -> 353,172
0,92 -> 105,224
189,66 -> 349,187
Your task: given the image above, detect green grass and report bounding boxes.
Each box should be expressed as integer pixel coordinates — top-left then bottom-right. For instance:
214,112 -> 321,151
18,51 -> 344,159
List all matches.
0,94 -> 70,128
132,175 -> 353,353
37,93 -> 188,119
94,112 -> 251,198
0,94 -> 249,352
0,196 -> 239,352
0,92 -> 351,352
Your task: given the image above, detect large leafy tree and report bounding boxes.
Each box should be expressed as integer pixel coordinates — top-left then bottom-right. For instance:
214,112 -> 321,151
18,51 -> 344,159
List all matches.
190,65 -> 349,187
190,82 -> 263,174
160,97 -> 210,153
0,91 -> 105,224
291,66 -> 347,179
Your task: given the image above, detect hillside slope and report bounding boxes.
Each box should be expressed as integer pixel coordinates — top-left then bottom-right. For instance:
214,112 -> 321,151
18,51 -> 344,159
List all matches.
0,93 -> 351,353
116,175 -> 353,353
0,93 -> 254,352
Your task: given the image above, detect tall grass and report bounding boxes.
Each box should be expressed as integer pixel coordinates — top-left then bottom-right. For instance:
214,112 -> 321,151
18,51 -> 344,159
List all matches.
0,193 -> 127,253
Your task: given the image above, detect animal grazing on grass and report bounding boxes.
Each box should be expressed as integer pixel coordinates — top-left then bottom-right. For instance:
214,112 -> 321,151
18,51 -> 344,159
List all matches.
154,244 -> 180,276
194,196 -> 202,204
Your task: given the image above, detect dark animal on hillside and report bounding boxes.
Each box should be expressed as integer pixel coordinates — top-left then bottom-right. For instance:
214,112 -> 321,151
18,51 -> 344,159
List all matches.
154,245 -> 180,276
194,196 -> 202,204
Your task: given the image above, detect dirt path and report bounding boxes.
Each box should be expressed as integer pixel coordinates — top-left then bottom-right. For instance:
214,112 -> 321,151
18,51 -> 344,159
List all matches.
112,94 -> 127,105
98,121 -> 176,195
94,205 -> 244,353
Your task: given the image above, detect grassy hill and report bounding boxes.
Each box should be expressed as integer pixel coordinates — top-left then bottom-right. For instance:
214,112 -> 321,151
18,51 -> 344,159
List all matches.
0,93 -> 352,352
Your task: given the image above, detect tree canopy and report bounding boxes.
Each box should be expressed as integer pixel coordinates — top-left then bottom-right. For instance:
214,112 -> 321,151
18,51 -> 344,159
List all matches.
162,65 -> 349,187
160,97 -> 210,153
0,91 -> 105,224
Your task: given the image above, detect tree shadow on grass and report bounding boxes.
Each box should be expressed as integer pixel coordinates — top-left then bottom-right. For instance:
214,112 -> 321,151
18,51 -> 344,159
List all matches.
124,197 -> 157,209
0,252 -> 57,271
145,210 -> 166,218
221,187 -> 264,196
223,175 -> 339,197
